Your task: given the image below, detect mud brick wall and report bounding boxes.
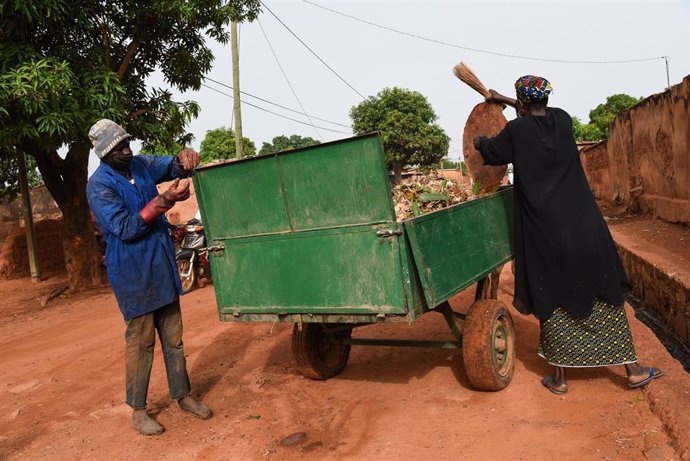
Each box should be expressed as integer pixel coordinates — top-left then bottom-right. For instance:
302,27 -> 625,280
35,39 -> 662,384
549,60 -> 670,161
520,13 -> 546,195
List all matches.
616,243 -> 690,344
581,75 -> 690,224
0,218 -> 66,278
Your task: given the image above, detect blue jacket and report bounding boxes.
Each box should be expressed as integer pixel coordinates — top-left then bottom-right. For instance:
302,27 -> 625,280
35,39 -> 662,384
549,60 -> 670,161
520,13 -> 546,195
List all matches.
87,155 -> 187,320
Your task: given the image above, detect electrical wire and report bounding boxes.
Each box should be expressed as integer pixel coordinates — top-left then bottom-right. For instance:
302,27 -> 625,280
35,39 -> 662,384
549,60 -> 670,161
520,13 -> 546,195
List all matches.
301,0 -> 666,65
204,76 -> 351,128
200,82 -> 352,134
260,0 -> 367,99
258,18 -> 323,141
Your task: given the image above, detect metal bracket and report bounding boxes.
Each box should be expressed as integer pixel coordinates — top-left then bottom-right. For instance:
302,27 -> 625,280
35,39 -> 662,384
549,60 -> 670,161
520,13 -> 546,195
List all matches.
232,308 -> 241,317
376,229 -> 402,237
207,244 -> 225,254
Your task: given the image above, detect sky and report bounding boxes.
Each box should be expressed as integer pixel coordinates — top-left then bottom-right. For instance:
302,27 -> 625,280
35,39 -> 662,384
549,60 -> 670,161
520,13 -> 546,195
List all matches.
91,0 -> 690,174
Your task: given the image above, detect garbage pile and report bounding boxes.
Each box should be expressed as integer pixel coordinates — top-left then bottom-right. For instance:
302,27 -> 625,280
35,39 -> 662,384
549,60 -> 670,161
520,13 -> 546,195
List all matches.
392,174 -> 478,221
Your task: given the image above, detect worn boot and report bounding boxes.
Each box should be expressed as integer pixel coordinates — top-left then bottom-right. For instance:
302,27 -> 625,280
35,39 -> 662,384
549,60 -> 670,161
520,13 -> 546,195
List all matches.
131,409 -> 164,436
178,395 -> 213,420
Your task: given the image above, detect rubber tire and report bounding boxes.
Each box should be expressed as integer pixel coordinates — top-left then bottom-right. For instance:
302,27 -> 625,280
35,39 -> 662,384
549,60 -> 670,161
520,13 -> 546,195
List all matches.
176,256 -> 197,294
292,323 -> 352,380
462,299 -> 515,391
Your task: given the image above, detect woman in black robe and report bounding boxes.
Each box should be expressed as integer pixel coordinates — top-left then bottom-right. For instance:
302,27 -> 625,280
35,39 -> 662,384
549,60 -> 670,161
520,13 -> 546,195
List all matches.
473,75 -> 662,394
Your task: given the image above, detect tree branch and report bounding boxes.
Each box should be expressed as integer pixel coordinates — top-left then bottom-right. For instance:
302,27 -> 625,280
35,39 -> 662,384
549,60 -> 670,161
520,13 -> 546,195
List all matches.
25,146 -> 68,210
117,38 -> 141,80
102,25 -> 111,69
127,108 -> 157,120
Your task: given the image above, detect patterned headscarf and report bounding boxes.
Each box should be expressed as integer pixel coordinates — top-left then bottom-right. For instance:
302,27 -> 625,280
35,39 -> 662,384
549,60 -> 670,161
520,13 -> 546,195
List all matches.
514,75 -> 552,103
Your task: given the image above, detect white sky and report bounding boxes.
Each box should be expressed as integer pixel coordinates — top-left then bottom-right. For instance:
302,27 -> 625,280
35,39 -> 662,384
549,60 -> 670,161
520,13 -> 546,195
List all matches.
89,0 -> 690,174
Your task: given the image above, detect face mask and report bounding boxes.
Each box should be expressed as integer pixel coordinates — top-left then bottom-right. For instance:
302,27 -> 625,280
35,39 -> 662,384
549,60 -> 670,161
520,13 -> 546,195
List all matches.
104,142 -> 133,171
108,151 -> 133,170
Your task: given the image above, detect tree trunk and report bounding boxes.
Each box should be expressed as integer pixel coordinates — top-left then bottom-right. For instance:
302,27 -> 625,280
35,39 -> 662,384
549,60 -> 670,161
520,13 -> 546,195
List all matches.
392,161 -> 403,185
29,143 -> 102,290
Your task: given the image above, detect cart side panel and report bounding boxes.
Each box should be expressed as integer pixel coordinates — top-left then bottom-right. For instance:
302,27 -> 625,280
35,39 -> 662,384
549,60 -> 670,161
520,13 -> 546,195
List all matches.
212,224 -> 408,317
278,134 -> 396,230
193,156 -> 290,239
404,188 -> 514,308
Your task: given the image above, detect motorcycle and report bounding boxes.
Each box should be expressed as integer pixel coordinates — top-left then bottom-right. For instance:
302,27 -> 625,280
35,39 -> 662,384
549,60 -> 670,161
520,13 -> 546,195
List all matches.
174,219 -> 212,294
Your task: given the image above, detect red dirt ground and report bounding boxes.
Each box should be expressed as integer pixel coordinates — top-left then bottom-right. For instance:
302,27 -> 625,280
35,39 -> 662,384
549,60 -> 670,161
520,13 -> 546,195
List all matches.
1,270 -> 689,460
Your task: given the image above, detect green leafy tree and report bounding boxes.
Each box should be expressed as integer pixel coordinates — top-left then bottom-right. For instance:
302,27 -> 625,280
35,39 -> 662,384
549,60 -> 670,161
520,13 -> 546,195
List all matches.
259,135 -> 320,155
199,127 -> 256,163
350,87 -> 449,184
0,149 -> 42,200
439,158 -> 460,169
0,1 -> 261,289
589,94 -> 643,138
572,116 -> 604,142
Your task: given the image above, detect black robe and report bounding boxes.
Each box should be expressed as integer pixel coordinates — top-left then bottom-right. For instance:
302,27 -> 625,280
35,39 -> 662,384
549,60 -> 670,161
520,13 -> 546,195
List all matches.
479,107 -> 630,321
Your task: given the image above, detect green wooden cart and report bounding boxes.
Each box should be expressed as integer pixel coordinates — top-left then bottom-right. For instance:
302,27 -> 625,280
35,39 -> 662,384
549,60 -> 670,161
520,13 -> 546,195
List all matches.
193,133 -> 516,390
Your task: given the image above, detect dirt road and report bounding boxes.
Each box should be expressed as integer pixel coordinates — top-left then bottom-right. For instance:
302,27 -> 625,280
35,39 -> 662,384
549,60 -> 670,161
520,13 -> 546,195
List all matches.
1,272 -> 688,460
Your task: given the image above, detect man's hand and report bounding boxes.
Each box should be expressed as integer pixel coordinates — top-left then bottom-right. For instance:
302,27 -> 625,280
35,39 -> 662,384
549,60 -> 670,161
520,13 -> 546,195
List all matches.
162,178 -> 191,203
177,149 -> 200,172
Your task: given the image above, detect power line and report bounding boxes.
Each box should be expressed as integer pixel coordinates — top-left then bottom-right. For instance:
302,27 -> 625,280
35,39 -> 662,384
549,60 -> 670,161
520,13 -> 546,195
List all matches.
258,18 -> 323,141
260,0 -> 367,99
200,82 -> 352,134
302,0 -> 666,65
204,76 -> 351,128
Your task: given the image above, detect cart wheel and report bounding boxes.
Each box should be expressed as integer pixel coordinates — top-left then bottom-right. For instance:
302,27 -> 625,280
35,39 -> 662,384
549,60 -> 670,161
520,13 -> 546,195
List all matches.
292,323 -> 352,380
462,299 -> 515,391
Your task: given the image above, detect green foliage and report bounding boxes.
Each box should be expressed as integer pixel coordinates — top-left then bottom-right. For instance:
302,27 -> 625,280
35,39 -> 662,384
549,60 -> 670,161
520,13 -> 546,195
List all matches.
349,87 -> 449,177
259,135 -> 320,155
199,127 -> 256,163
571,116 -> 604,142
0,0 -> 261,155
0,149 -> 42,199
460,161 -> 468,176
588,94 -> 643,138
0,0 -> 261,286
439,158 -> 461,169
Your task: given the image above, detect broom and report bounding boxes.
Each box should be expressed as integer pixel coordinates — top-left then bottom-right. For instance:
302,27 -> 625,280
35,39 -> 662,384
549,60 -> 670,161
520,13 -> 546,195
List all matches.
452,62 -> 491,99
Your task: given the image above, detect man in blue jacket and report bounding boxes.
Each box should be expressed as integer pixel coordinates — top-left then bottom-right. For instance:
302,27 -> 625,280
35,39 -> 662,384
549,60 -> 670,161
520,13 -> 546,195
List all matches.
87,119 -> 212,436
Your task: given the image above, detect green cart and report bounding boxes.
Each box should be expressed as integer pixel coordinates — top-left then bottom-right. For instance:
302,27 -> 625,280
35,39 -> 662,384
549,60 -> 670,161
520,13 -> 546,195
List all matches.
193,133 -> 516,390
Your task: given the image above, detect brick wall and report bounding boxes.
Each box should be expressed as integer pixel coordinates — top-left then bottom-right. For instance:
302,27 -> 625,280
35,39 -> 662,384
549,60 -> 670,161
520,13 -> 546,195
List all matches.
0,218 -> 66,278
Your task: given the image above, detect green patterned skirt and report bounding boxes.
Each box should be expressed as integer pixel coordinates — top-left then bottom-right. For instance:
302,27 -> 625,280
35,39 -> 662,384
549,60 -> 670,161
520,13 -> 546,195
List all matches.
538,300 -> 637,367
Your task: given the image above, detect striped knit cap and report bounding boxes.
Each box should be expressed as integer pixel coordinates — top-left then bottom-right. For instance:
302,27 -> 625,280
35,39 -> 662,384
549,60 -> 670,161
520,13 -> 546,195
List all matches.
88,119 -> 131,159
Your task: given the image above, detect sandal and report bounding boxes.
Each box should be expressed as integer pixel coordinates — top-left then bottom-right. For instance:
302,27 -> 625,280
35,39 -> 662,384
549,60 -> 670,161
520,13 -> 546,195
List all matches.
628,367 -> 664,389
542,375 -> 568,395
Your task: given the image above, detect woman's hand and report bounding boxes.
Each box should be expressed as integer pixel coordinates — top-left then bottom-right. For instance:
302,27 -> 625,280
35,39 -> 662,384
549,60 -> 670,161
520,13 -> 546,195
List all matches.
473,136 -> 484,151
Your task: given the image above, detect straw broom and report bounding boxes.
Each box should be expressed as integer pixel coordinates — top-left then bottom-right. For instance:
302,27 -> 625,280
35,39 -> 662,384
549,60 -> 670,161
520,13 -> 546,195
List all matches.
452,62 -> 491,99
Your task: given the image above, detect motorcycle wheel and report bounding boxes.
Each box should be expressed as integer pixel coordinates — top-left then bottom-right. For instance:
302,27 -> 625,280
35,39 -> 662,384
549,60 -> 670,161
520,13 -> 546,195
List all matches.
176,256 -> 197,294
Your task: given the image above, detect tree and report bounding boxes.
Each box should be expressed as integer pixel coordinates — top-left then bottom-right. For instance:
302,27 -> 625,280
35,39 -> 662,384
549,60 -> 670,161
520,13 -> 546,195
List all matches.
259,135 -> 320,155
0,1 -> 261,290
571,116 -> 604,142
588,94 -> 643,138
439,158 -> 460,169
350,87 -> 450,184
0,149 -> 42,200
199,127 -> 256,164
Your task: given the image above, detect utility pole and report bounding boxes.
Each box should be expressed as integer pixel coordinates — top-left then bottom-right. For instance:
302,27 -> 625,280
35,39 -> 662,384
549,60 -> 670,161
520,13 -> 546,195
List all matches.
231,21 -> 244,158
663,56 -> 671,89
16,149 -> 42,282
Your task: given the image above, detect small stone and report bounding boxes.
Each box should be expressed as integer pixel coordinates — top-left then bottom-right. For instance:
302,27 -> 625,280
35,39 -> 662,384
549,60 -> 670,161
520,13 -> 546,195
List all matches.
10,408 -> 21,419
279,432 -> 307,447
